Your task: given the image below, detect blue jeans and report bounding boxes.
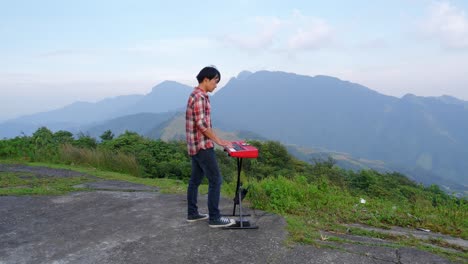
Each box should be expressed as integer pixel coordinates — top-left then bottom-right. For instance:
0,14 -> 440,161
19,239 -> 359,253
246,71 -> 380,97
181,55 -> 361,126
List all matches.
187,148 -> 223,220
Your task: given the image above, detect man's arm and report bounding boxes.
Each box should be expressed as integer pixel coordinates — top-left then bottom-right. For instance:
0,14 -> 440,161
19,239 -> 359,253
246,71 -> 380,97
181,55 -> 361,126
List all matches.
202,128 -> 231,148
193,95 -> 231,148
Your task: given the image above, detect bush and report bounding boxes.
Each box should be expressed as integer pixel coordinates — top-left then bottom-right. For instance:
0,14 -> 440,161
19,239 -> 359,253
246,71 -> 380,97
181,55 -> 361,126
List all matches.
59,144 -> 141,176
73,132 -> 97,149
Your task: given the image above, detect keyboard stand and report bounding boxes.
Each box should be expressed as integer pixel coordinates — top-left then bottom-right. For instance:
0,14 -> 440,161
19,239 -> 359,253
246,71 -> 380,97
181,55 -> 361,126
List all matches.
224,157 -> 258,230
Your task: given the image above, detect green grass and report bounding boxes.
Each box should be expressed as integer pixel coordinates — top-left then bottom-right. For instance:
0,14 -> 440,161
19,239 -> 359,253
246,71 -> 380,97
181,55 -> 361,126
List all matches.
0,171 -> 93,196
247,175 -> 467,238
245,175 -> 467,261
320,231 -> 467,263
286,222 -> 467,263
1,158 -> 466,262
0,159 -> 189,195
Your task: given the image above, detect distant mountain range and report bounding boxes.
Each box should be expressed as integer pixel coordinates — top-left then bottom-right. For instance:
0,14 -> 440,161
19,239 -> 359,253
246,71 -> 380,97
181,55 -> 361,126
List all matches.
1,70 -> 467,192
212,71 -> 468,188
83,112 -> 177,139
0,81 -> 192,138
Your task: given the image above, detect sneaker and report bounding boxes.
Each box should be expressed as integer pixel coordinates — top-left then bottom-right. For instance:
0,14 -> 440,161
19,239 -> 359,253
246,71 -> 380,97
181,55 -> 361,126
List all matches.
208,217 -> 236,228
187,213 -> 208,222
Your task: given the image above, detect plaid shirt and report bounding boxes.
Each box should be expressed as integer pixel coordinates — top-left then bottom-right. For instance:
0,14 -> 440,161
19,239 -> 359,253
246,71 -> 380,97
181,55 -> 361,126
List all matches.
186,87 -> 214,156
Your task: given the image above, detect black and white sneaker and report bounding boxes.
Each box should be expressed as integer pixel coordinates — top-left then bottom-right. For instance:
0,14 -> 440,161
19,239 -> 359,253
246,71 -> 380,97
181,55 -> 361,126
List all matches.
208,217 -> 235,228
187,213 -> 208,222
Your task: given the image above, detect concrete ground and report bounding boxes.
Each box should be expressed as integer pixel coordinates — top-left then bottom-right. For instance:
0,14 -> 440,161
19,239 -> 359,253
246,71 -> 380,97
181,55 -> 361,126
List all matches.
0,165 -> 462,264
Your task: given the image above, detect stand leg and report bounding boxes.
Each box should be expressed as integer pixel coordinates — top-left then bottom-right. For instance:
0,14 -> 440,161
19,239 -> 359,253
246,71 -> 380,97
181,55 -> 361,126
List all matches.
232,158 -> 242,216
224,157 -> 258,229
239,185 -> 243,227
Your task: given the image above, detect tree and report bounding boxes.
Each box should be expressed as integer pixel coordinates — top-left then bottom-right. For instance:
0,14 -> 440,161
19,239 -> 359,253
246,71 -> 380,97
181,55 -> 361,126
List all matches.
32,127 -> 54,148
100,130 -> 114,141
53,130 -> 74,144
74,132 -> 97,149
31,127 -> 56,160
348,170 -> 377,192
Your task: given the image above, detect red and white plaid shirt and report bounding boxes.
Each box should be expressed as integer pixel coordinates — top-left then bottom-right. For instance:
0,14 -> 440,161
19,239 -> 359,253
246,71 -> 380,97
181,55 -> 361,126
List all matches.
186,87 -> 214,156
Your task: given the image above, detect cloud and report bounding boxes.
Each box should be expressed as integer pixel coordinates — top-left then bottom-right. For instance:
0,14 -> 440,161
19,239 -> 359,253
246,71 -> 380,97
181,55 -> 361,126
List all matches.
287,10 -> 334,51
421,1 -> 468,49
222,11 -> 334,53
223,17 -> 282,51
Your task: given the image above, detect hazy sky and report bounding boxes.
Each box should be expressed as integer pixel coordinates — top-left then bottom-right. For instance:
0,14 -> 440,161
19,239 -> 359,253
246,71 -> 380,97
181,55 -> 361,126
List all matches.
2,0 -> 468,121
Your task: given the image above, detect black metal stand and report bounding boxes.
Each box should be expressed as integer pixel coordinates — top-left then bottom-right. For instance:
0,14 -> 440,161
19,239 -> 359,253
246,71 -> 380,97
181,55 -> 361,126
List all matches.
224,157 -> 258,229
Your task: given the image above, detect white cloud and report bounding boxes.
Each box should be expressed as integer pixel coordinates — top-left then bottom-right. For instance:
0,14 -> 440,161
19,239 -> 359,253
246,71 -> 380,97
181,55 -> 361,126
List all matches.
222,11 -> 334,53
287,10 -> 334,51
223,17 -> 282,51
421,1 -> 468,49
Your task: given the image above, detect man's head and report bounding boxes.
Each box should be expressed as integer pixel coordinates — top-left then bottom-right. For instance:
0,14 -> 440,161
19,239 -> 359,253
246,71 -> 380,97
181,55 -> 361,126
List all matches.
197,66 -> 221,93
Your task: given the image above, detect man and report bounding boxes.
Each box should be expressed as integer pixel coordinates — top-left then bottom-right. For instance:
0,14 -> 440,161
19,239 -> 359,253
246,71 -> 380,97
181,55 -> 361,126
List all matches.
185,66 -> 235,228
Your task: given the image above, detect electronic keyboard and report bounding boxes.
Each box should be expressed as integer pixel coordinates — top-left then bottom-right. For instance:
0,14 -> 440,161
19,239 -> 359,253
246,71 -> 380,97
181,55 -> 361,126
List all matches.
224,141 -> 258,158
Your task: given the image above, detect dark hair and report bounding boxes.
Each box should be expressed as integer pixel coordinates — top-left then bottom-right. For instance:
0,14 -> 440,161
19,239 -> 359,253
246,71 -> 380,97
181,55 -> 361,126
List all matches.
196,66 -> 221,84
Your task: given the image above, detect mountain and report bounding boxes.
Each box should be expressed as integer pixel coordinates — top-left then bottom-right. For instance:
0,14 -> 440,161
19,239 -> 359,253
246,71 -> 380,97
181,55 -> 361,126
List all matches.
117,81 -> 192,116
13,95 -> 144,125
144,112 -> 267,142
434,95 -> 468,108
211,70 -> 468,186
0,81 -> 192,138
84,112 -> 178,139
213,71 -> 397,152
0,121 -> 80,139
285,145 -> 391,173
0,95 -> 144,138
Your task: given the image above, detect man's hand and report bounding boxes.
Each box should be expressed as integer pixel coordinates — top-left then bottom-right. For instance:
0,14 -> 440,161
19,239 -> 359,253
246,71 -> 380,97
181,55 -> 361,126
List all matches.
218,139 -> 233,149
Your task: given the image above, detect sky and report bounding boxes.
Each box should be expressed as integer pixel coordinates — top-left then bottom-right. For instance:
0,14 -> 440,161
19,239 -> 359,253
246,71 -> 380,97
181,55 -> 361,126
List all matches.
1,0 -> 468,121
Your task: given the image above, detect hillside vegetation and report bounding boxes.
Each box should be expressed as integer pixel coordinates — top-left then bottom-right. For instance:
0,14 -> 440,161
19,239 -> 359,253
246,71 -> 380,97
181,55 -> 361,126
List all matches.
1,127 -> 466,243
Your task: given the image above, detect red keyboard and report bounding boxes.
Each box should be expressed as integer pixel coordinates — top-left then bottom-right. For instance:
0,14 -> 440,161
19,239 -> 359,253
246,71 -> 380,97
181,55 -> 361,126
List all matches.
224,141 -> 258,158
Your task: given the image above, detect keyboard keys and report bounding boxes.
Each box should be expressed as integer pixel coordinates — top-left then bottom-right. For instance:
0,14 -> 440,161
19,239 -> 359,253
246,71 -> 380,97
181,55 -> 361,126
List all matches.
232,143 -> 244,151
225,141 -> 258,158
